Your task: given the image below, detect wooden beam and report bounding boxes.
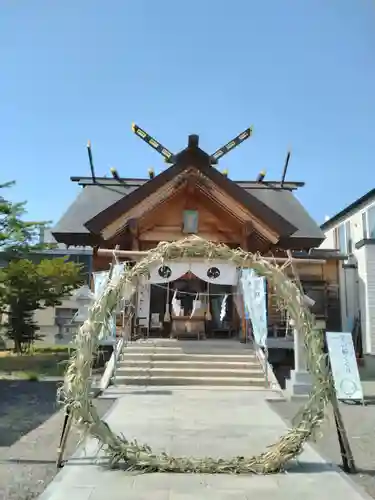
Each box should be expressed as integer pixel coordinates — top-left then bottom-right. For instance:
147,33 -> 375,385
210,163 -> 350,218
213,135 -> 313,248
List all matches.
102,175 -> 187,240
97,247 -> 326,264
140,229 -> 235,243
138,187 -> 243,243
186,175 -> 197,196
192,188 -> 243,229
204,221 -> 240,243
197,181 -> 280,244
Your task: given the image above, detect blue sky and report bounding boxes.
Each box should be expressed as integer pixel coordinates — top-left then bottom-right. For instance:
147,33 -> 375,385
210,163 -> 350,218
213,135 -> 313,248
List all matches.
1,0 -> 374,227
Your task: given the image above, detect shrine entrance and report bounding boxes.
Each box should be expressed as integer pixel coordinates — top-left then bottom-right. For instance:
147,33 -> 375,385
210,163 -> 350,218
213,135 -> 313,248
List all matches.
136,260 -> 239,341
147,273 -> 236,340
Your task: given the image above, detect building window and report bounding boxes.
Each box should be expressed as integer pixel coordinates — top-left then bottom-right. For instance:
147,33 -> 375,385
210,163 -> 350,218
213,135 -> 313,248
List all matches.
335,222 -> 352,255
362,211 -> 368,239
55,308 -> 78,325
368,205 -> 375,239
345,221 -> 352,254
336,224 -> 346,253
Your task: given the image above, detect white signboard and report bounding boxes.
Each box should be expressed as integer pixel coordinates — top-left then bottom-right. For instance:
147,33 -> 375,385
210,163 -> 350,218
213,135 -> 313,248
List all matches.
326,331 -> 364,401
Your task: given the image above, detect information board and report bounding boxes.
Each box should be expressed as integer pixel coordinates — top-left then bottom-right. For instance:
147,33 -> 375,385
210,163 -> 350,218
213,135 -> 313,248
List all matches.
326,331 -> 364,402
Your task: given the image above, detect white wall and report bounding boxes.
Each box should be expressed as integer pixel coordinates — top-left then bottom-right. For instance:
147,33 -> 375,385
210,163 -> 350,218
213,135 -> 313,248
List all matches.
321,197 -> 375,354
319,227 -> 335,249
367,245 -> 375,353
33,297 -> 81,345
322,198 -> 375,246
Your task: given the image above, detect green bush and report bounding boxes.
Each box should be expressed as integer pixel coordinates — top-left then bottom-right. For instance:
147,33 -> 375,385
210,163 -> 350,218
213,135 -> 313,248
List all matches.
0,351 -> 69,375
31,345 -> 75,354
24,371 -> 40,381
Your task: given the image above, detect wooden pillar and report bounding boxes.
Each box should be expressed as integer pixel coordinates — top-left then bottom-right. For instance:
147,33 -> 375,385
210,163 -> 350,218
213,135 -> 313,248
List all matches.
128,218 -> 140,251
241,222 -> 253,252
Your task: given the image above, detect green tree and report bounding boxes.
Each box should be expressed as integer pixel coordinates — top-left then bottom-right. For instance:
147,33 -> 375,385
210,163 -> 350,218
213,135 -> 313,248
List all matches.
0,181 -> 83,352
0,181 -> 51,257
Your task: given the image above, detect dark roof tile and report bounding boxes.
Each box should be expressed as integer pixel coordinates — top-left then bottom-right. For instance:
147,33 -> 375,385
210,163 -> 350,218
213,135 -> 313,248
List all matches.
52,178 -> 323,247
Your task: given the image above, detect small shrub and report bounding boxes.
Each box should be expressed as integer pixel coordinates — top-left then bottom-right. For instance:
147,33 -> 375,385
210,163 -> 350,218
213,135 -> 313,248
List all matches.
31,345 -> 76,354
24,371 -> 39,381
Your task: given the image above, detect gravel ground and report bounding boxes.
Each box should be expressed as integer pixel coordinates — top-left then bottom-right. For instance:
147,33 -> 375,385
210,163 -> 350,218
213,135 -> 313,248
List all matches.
270,381 -> 375,499
0,379 -> 115,500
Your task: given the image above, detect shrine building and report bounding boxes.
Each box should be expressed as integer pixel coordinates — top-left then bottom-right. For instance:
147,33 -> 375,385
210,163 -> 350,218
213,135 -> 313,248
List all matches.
52,126 -> 345,347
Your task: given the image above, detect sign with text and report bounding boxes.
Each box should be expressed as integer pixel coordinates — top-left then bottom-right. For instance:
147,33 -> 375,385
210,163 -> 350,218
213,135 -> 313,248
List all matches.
326,331 -> 364,401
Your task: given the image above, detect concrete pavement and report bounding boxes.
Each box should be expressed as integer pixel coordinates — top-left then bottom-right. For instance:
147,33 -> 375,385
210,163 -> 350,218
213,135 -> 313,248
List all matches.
38,386 -> 371,500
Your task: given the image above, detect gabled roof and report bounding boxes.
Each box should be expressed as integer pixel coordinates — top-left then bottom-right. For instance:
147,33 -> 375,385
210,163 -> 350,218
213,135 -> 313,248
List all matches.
52,175 -> 324,249
246,185 -> 324,248
321,188 -> 375,231
84,161 -> 296,237
52,182 -> 138,246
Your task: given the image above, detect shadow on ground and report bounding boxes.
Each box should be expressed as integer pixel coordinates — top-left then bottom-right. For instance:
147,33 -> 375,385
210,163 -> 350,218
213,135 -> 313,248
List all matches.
0,379 -> 60,447
287,461 -> 375,477
271,364 -> 292,389
341,396 -> 375,406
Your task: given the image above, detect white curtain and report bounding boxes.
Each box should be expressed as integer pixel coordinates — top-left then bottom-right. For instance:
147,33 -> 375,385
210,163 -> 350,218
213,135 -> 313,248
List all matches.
147,261 -> 238,285
191,262 -> 238,285
148,262 -> 190,283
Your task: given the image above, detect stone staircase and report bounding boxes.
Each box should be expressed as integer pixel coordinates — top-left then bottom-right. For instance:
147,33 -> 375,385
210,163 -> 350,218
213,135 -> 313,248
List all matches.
113,339 -> 268,388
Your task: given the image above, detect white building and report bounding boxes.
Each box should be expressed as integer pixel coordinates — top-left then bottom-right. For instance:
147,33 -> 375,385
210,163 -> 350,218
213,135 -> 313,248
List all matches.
34,229 -> 93,344
0,229 -> 93,346
320,188 -> 375,368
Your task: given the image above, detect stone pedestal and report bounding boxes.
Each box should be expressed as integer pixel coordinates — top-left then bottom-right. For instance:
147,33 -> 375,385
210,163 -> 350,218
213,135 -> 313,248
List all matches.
286,369 -> 312,396
286,319 -> 326,397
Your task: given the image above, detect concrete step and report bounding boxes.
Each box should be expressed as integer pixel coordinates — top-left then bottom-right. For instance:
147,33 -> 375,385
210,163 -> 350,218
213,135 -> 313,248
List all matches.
122,341 -> 256,356
113,375 -> 266,387
115,342 -> 265,388
123,346 -> 183,354
126,339 -> 251,349
117,360 -> 259,370
116,367 -> 264,378
120,353 -> 257,363
129,339 -> 181,347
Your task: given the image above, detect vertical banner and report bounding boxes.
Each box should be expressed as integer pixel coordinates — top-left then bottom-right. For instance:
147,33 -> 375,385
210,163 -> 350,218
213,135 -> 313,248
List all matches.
92,270 -> 116,341
111,263 -> 124,337
111,263 -> 124,285
92,271 -> 109,299
326,331 -> 364,401
138,279 -> 151,326
240,269 -> 268,347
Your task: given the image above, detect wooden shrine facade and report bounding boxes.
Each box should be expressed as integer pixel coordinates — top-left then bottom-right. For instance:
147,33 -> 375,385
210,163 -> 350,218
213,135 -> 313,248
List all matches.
52,128 -> 345,337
